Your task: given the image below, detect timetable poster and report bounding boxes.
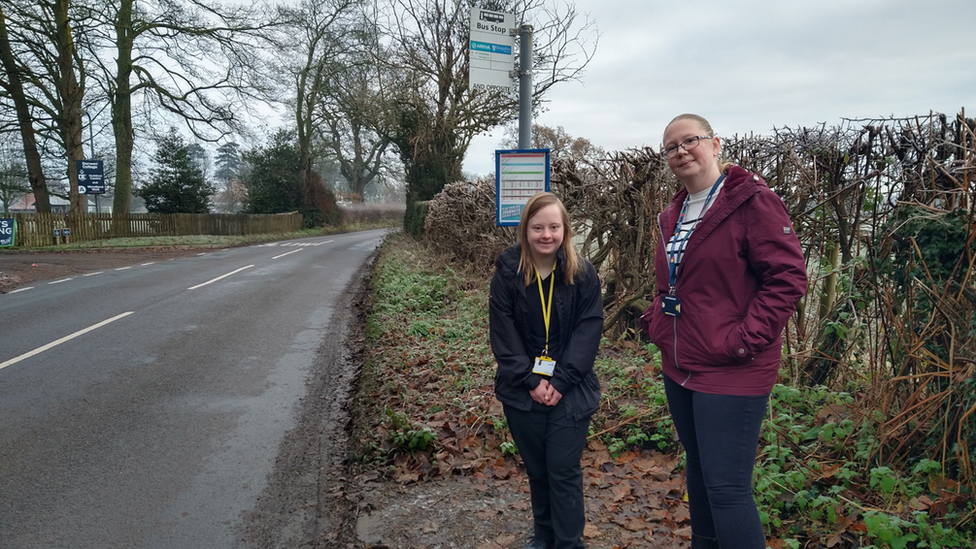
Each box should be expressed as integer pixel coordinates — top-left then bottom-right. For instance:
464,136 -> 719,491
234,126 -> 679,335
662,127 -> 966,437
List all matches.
495,149 -> 550,226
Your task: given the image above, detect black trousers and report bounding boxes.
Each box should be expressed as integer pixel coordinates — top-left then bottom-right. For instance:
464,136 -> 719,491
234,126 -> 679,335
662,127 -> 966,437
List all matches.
504,400 -> 590,549
664,375 -> 769,548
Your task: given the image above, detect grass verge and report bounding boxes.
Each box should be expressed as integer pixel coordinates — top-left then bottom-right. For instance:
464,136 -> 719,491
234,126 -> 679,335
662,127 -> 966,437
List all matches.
0,220 -> 399,253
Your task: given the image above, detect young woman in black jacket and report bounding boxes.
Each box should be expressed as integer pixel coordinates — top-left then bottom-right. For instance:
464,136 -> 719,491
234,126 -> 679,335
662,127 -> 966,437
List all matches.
489,192 -> 603,549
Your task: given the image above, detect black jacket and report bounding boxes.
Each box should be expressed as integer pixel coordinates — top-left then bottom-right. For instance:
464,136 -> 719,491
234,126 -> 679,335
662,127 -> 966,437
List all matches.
489,244 -> 603,419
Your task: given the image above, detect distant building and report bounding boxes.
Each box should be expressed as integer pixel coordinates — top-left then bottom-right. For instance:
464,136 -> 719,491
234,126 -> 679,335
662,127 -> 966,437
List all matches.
87,192 -> 118,214
7,193 -> 71,213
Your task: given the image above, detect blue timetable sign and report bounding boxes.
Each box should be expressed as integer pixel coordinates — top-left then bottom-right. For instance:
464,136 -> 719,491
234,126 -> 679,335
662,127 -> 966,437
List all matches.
495,149 -> 551,226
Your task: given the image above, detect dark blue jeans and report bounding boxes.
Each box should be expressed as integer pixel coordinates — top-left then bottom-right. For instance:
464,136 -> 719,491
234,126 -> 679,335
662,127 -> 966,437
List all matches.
664,375 -> 769,548
504,400 -> 589,549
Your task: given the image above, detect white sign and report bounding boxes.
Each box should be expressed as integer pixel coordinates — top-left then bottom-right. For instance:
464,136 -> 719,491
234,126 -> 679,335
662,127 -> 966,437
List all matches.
469,8 -> 515,91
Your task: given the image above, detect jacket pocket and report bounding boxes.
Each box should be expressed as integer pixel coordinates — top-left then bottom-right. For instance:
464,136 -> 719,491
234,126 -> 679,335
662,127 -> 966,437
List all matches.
680,310 -> 745,367
642,296 -> 664,345
722,322 -> 754,362
569,371 -> 601,419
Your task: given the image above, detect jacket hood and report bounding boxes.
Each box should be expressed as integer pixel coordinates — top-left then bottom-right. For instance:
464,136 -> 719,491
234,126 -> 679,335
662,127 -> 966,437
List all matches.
667,165 -> 759,209
661,166 -> 765,232
495,243 -> 522,276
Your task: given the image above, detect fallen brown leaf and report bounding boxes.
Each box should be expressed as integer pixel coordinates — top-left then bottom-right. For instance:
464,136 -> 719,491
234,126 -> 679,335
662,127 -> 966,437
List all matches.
611,483 -> 632,502
493,533 -> 517,547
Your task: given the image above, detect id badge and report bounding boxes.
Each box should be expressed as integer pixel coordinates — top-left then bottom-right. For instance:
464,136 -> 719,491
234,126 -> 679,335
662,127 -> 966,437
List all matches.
532,356 -> 556,376
662,295 -> 682,317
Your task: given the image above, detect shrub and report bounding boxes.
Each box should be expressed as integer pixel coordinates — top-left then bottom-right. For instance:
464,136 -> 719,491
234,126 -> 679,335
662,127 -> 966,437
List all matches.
423,179 -> 515,274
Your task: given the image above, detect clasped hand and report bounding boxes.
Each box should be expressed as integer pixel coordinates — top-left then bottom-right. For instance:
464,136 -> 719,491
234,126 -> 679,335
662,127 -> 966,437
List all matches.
530,379 -> 562,406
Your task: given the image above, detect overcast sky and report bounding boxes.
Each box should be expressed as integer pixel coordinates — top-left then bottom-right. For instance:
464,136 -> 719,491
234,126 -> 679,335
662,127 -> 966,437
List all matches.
462,0 -> 976,176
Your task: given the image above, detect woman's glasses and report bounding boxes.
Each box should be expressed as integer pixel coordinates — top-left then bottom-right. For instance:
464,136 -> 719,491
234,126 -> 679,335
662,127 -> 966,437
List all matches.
663,135 -> 712,158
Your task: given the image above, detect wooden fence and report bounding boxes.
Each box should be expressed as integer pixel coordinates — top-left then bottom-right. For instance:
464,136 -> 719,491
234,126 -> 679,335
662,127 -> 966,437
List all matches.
2,212 -> 303,247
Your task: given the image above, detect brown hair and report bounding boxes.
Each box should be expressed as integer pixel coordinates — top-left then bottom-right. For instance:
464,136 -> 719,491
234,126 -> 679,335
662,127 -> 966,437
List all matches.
517,192 -> 583,286
665,113 -> 734,173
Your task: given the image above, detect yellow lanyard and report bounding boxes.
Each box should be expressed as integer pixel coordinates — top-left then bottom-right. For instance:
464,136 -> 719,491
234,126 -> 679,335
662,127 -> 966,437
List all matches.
535,262 -> 556,357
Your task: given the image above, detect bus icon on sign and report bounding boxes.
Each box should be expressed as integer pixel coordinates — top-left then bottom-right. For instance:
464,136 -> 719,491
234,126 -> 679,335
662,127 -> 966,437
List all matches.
479,11 -> 504,23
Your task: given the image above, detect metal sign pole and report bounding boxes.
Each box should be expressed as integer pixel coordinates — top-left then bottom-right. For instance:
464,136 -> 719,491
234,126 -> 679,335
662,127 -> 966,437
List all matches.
83,109 -> 99,214
90,120 -> 100,214
518,24 -> 533,149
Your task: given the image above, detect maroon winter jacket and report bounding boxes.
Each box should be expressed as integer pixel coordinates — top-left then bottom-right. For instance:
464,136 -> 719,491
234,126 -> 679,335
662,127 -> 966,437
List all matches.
640,166 -> 808,395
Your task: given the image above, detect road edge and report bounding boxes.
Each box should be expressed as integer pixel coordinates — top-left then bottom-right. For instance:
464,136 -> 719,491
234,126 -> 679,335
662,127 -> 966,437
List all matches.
235,248 -> 378,548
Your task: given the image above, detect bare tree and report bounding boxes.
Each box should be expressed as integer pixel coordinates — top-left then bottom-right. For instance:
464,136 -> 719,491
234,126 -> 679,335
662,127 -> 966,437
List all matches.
315,6 -> 398,201
0,0 -> 88,212
267,0 -> 401,203
319,68 -> 394,200
502,123 -> 604,162
269,0 -> 361,211
0,6 -> 51,212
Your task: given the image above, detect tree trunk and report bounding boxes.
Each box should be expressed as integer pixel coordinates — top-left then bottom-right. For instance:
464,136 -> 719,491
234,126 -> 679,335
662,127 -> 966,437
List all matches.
53,0 -> 86,213
818,243 -> 840,322
111,0 -> 134,224
0,6 -> 51,212
338,124 -> 387,199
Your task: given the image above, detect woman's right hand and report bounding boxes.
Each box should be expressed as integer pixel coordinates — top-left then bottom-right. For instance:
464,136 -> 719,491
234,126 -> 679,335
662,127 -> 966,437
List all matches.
530,379 -> 561,406
531,379 -> 552,405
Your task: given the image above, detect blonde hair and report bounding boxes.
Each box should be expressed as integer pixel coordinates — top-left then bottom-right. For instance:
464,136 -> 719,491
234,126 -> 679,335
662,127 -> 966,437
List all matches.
665,113 -> 734,173
517,192 -> 583,286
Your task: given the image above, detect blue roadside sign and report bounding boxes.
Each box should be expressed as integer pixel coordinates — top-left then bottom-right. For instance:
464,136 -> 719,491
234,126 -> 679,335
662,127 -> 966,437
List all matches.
0,218 -> 16,247
77,159 -> 105,194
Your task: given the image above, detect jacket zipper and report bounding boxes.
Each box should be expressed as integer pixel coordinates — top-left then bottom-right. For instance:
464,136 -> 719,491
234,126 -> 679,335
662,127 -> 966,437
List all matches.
659,211 -> 691,386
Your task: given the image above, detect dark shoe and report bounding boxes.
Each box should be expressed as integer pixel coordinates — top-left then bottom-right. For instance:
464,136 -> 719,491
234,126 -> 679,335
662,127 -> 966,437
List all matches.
523,538 -> 551,549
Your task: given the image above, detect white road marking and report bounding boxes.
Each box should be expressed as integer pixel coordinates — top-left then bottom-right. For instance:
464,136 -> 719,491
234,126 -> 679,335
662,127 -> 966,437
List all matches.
8,287 -> 34,294
48,278 -> 73,285
278,240 -> 333,247
84,272 -> 103,277
187,265 -> 254,290
272,249 -> 302,260
115,266 -> 131,271
0,312 -> 134,371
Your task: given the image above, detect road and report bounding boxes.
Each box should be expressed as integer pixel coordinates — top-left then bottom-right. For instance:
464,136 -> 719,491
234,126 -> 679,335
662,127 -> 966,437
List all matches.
0,229 -> 385,549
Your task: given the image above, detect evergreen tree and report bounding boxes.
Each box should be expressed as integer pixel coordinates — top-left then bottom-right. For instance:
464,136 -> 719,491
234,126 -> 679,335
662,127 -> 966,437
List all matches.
215,141 -> 241,184
241,130 -> 302,214
138,130 -> 214,213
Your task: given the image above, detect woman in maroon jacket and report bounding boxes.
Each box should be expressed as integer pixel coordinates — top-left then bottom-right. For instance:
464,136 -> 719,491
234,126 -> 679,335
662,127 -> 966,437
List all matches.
641,114 -> 807,549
